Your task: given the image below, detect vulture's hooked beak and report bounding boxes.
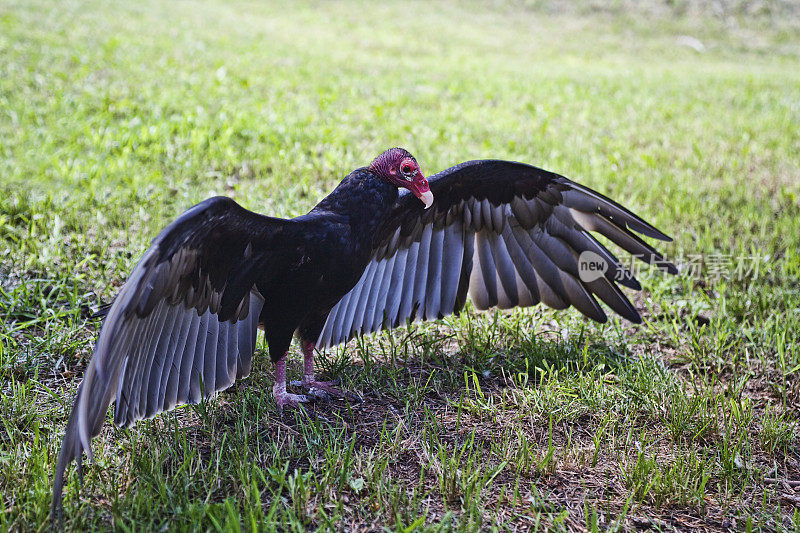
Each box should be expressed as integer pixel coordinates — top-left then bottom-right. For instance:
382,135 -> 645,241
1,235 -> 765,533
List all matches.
407,176 -> 434,209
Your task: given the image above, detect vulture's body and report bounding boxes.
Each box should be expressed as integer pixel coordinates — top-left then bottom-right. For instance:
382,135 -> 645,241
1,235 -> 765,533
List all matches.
52,149 -> 676,517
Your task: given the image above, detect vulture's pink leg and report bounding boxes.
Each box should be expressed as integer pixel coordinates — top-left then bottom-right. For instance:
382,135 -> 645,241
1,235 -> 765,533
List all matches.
272,353 -> 308,410
290,341 -> 350,399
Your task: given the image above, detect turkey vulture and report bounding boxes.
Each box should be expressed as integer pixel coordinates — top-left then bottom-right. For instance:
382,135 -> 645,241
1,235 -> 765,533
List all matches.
52,148 -> 676,515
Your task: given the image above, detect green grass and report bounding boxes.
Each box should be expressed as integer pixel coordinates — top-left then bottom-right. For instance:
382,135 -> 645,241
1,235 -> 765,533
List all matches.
2,0 -> 800,530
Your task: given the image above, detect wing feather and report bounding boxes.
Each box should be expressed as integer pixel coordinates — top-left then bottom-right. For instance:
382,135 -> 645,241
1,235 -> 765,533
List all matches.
362,259 -> 389,334
488,229 -> 518,308
515,227 -> 570,309
141,304 -> 181,417
200,314 -> 221,400
129,302 -> 170,419
151,306 -> 193,417
473,231 -> 499,309
424,228 -> 445,319
223,321 -> 239,384
385,247 -> 409,326
372,254 -> 397,330
116,305 -> 161,421
348,260 -> 378,338
164,309 -> 201,412
412,224 -> 433,320
440,221 -> 466,315
397,240 -> 421,324
187,313 -> 212,402
235,293 -> 262,379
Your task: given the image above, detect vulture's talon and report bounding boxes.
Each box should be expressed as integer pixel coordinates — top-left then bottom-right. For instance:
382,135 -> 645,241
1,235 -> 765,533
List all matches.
306,388 -> 331,401
292,378 -> 362,403
294,378 -> 347,399
274,391 -> 309,412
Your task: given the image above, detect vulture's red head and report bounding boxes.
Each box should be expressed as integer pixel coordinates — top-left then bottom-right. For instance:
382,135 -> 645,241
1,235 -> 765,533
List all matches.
369,148 -> 433,209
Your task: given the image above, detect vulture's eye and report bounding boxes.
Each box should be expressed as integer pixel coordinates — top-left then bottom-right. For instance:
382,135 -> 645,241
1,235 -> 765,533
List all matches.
400,162 -> 416,178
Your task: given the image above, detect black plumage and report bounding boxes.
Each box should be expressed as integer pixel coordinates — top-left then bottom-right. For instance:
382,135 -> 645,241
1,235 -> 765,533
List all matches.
52,148 -> 676,517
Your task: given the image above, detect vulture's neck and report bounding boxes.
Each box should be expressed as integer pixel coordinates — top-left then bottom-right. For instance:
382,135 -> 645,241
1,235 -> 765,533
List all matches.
310,168 -> 398,238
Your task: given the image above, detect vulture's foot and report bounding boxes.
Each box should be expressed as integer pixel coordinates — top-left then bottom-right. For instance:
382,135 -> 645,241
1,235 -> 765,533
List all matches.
273,388 -> 309,412
273,352 -> 310,411
296,342 -> 362,401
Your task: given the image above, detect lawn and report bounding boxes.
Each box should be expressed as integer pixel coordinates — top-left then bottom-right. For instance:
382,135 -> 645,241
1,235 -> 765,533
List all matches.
1,0 -> 799,530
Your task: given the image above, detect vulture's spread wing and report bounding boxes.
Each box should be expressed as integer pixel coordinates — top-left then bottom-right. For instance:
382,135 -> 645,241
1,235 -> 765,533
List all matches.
317,160 -> 676,348
53,196 -> 297,515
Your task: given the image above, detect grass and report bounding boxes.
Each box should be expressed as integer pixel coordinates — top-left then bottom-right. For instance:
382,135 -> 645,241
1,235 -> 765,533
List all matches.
1,0 -> 799,530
